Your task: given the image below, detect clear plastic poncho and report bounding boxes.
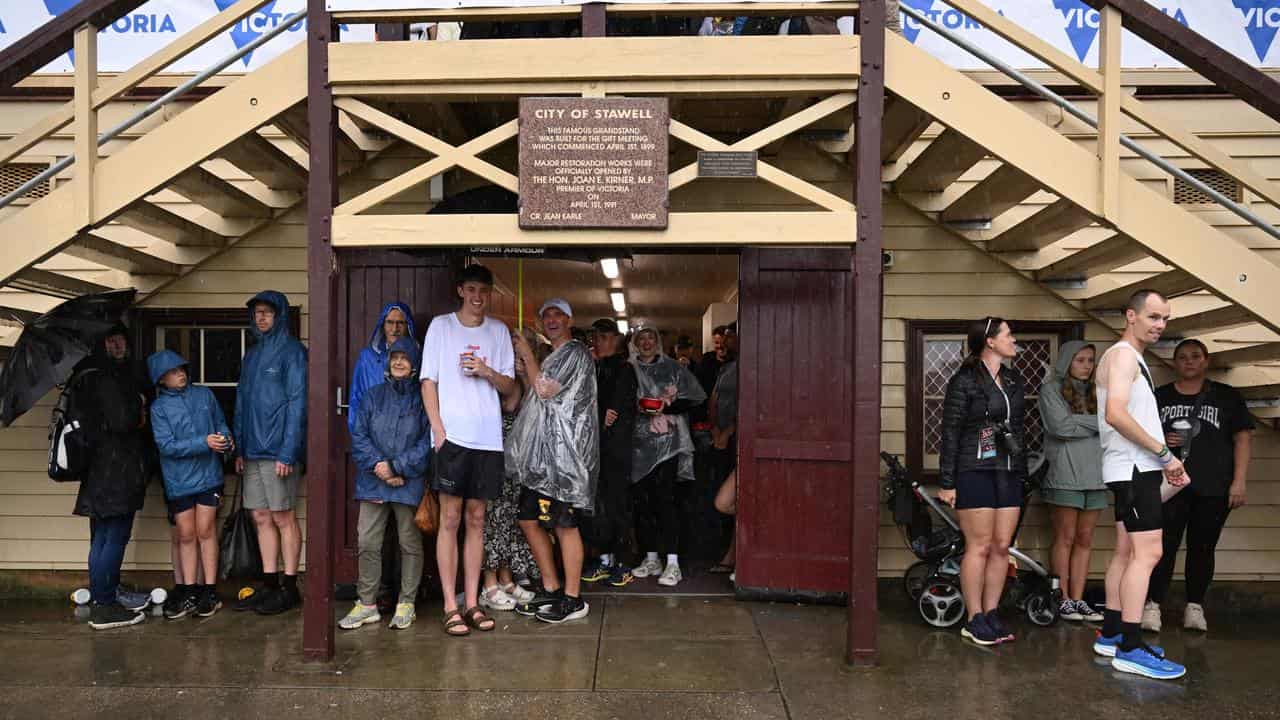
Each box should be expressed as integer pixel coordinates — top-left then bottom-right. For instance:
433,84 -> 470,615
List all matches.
630,330 -> 707,484
505,339 -> 600,511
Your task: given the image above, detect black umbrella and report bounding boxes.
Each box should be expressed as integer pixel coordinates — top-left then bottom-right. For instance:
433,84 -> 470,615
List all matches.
0,288 -> 136,428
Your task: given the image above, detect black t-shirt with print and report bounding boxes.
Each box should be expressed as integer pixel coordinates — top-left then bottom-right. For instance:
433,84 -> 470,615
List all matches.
1156,381 -> 1254,495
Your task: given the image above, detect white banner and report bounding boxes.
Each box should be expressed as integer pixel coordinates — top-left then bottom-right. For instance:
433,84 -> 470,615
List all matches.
1,0 -> 1278,73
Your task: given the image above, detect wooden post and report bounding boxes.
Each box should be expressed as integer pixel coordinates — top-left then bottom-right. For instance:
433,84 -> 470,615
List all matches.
1098,4 -> 1122,223
582,3 -> 607,37
302,0 -> 340,663
73,23 -> 97,228
850,0 -> 884,666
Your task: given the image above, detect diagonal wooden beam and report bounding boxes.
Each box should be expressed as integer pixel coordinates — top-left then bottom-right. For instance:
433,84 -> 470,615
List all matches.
8,268 -> 112,299
1211,342 -> 1280,369
1035,233 -> 1143,281
169,166 -> 272,218
1165,305 -> 1257,339
733,92 -> 857,152
218,132 -> 309,191
63,232 -> 182,276
881,96 -> 933,164
986,198 -> 1093,253
116,201 -> 229,247
1084,269 -> 1202,312
941,164 -> 1037,223
893,128 -> 986,194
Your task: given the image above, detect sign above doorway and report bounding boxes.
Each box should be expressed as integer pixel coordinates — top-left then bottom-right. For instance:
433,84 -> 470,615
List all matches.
518,97 -> 669,230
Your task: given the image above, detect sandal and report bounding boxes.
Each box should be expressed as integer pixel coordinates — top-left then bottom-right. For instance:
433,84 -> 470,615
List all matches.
442,609 -> 470,637
463,605 -> 496,632
709,563 -> 735,574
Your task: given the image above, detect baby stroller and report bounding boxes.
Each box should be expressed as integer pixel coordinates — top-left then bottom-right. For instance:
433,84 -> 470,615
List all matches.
882,452 -> 1060,629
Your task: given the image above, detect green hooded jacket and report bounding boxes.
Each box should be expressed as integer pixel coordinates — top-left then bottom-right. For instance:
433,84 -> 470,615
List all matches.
1038,340 -> 1104,492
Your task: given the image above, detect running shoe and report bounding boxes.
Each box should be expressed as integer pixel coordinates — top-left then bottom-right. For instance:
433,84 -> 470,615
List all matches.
1094,631 -> 1163,658
606,565 -> 634,587
1183,603 -> 1207,632
1060,599 -> 1084,622
1076,600 -> 1105,623
535,596 -> 589,624
985,612 -> 1015,643
581,561 -> 610,583
632,557 -> 663,578
1141,600 -> 1162,632
164,589 -> 197,620
960,614 -> 999,646
657,564 -> 683,587
515,588 -> 562,617
116,587 -> 150,612
338,602 -> 381,630
195,588 -> 222,618
388,602 -> 415,630
1112,644 -> 1186,680
88,604 -> 144,631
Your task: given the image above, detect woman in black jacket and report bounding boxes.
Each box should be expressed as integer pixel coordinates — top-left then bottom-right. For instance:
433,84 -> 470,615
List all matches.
937,317 -> 1028,646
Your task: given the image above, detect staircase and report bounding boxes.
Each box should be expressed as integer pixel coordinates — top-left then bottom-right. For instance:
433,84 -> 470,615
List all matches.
877,10 -> 1280,408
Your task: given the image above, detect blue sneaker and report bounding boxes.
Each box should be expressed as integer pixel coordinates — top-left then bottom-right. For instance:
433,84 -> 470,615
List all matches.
581,561 -> 609,583
606,565 -> 634,587
116,587 -> 150,612
1094,631 -> 1163,658
960,614 -> 999,646
1113,644 -> 1186,680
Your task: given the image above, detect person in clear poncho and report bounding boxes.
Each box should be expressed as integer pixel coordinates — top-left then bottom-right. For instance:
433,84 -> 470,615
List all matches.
628,326 -> 707,588
507,299 -> 599,624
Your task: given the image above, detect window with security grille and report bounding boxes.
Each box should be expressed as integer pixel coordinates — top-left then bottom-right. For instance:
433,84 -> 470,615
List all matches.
907,320 -> 1083,480
0,162 -> 52,202
1173,169 -> 1241,206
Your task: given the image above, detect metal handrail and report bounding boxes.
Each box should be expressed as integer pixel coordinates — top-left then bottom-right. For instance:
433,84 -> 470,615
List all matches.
900,3 -> 1280,245
0,9 -> 307,211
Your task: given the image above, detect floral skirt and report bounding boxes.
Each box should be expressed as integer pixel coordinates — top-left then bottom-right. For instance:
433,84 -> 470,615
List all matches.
483,472 -> 537,577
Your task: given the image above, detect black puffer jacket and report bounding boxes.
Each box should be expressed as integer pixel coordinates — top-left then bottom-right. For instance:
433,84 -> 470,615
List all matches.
938,362 -> 1028,490
72,349 -> 154,519
596,354 -> 637,472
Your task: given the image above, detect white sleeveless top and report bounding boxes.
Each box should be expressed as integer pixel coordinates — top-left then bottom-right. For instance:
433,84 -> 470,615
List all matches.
1097,341 -> 1164,484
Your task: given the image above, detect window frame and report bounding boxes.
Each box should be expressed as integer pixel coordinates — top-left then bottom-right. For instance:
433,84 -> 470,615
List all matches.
904,319 -> 1084,486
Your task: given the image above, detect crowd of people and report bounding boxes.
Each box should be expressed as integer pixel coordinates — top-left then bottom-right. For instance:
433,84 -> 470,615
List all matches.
66,265 -> 741,634
938,290 -> 1253,681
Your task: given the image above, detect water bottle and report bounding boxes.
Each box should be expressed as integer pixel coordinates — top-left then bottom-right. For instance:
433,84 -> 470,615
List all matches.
150,587 -> 168,605
70,588 -> 90,605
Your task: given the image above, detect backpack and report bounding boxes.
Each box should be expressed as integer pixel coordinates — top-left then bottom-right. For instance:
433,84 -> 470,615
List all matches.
48,368 -> 96,482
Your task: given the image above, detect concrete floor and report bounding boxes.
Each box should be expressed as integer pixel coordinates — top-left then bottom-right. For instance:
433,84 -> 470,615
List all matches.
1,592 -> 1277,720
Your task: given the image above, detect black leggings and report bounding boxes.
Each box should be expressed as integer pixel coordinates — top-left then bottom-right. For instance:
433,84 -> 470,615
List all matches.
632,457 -> 680,556
1148,489 -> 1232,605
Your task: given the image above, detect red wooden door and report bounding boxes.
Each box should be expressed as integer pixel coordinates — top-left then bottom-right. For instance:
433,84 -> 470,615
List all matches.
335,249 -> 459,582
736,247 -> 855,595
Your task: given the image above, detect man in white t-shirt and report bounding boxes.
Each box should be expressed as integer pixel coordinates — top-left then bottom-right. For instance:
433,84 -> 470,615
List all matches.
420,264 -> 516,637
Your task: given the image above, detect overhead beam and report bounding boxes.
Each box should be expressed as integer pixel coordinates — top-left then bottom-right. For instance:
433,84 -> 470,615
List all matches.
893,128 -> 986,194
169,167 -> 273,218
941,164 -> 1037,223
1035,234 -> 1144,281
1212,342 -> 1280,369
7,268 -> 111,298
1165,305 -> 1257,339
1083,269 -> 1202,312
116,202 -> 229,247
62,233 -> 183,276
986,199 -> 1093,253
218,132 -> 310,192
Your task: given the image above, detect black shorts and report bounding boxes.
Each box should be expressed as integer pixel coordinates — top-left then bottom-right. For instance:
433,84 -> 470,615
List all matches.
431,440 -> 503,500
517,487 -> 578,530
1111,468 -> 1164,533
166,486 -> 224,520
954,469 -> 1022,510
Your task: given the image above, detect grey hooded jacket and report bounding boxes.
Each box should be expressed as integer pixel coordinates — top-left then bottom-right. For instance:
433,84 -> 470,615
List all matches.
1038,340 -> 1104,492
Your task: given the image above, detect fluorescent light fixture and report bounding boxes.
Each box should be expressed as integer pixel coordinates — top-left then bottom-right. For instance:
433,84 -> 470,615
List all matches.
616,319 -> 629,334
600,258 -> 620,279
610,292 -> 626,313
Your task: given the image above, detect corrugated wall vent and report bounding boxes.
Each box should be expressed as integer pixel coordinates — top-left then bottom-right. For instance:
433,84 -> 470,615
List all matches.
1174,168 -> 1242,206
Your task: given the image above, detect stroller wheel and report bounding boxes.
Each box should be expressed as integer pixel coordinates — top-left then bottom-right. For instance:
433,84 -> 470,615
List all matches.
904,561 -> 935,600
1025,591 -> 1058,627
918,578 -> 965,628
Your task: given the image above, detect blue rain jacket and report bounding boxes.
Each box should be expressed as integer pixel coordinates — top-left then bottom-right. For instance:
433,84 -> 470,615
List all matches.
350,337 -> 430,506
234,291 -> 307,466
348,301 -> 417,433
148,350 -> 231,500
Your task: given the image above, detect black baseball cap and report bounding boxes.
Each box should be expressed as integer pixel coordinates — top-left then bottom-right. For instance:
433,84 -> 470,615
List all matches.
591,318 -> 620,334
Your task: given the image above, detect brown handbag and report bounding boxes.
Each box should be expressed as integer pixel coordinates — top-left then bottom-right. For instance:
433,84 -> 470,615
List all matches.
414,491 -> 440,535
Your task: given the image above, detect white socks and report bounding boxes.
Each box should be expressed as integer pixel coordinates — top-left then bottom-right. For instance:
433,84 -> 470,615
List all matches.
666,554 -> 679,568
646,552 -> 659,564
600,553 -> 614,567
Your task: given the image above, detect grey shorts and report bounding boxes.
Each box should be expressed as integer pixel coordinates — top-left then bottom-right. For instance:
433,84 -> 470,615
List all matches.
241,459 -> 299,511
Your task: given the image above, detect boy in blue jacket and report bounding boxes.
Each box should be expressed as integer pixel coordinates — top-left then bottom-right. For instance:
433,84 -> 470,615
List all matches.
148,350 -> 232,619
343,337 -> 431,630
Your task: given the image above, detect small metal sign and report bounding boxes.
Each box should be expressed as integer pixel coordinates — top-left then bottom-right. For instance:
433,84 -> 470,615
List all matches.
697,151 -> 758,178
518,97 -> 669,229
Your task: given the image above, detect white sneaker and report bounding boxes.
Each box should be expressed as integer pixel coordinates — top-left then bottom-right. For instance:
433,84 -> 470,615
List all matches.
632,557 -> 663,578
503,582 -> 535,604
338,602 -> 381,630
480,585 -> 517,611
1184,602 -> 1207,632
1141,600 -> 1162,633
388,602 -> 415,630
657,564 -> 683,587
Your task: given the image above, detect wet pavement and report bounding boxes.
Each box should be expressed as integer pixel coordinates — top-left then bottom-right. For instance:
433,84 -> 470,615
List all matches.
1,592 -> 1277,720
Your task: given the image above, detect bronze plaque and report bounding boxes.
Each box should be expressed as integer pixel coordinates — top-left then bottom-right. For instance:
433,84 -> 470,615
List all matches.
698,151 -> 758,178
519,97 -> 668,229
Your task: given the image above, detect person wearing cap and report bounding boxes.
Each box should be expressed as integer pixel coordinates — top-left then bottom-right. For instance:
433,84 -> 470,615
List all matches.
508,299 -> 600,623
420,264 -> 516,636
581,318 -> 639,587
628,326 -> 707,588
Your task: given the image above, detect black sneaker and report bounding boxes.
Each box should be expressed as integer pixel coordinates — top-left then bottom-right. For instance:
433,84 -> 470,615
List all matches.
233,586 -> 264,612
88,603 -> 144,631
255,586 -> 298,616
196,588 -> 222,618
165,589 -> 197,620
161,587 -> 185,617
515,588 -> 562,617
535,595 -> 589,624
959,614 -> 999,646
986,612 -> 1015,643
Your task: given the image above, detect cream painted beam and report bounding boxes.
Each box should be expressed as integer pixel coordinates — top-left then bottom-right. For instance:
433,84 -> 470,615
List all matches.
1035,234 -> 1143,281
62,233 -> 182,276
1212,342 -> 1280,369
332,3 -> 858,23
1166,305 -> 1257,338
116,202 -> 229,247
333,212 -> 856,248
893,129 -> 986,194
940,164 -> 1037,223
8,268 -> 111,298
168,166 -> 272,218
218,132 -> 309,192
336,79 -> 858,99
1083,270 -> 1202,312
880,97 -> 933,164
885,35 -> 1280,334
986,199 -> 1093,253
329,36 -> 860,86
0,305 -> 40,326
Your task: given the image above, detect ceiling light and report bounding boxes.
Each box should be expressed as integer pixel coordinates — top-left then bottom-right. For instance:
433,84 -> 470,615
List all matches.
600,258 -> 619,279
610,292 -> 626,313
616,319 -> 629,334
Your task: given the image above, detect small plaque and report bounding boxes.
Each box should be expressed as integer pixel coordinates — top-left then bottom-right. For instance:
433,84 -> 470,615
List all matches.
519,97 -> 668,229
697,151 -> 758,178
